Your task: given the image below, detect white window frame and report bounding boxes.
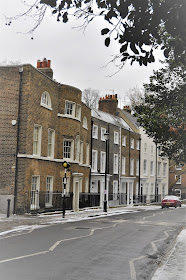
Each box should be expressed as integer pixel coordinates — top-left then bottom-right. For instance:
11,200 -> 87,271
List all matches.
122,156 -> 126,175
175,165 -> 182,170
76,104 -> 81,120
45,176 -> 53,207
136,159 -> 139,176
150,161 -> 154,176
101,127 -> 107,141
33,125 -> 42,156
92,150 -> 98,172
92,125 -> 98,139
113,181 -> 118,200
100,151 -> 106,173
40,91 -> 52,110
130,158 -> 134,175
144,142 -> 147,153
86,143 -> 89,165
65,100 -> 76,117
113,154 -> 119,174
63,139 -> 74,160
80,140 -> 83,164
136,140 -> 140,150
122,135 -> 126,146
158,162 -> 161,177
151,145 -> 154,155
163,163 -> 167,177
75,135 -> 80,162
31,176 -> 40,209
131,138 -> 134,149
114,131 -> 119,145
47,129 -> 55,158
144,159 -> 147,175
175,175 -> 181,184
83,117 -> 88,129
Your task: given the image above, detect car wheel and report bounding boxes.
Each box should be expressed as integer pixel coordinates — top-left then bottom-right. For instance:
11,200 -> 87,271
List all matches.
162,206 -> 164,209
175,205 -> 177,208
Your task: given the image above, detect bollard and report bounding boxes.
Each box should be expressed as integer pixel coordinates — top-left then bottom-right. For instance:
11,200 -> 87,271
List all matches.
7,199 -> 11,218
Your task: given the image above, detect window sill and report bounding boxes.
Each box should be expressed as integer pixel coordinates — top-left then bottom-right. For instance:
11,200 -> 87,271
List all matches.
40,103 -> 53,111
57,113 -> 81,122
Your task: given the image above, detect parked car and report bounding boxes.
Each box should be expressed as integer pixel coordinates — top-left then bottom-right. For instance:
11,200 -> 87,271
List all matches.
161,195 -> 181,208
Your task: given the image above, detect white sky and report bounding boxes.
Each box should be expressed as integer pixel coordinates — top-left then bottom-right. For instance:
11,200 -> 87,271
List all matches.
1,0 -> 165,107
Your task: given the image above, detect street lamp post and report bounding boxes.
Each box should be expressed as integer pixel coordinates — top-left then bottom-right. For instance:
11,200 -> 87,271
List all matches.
62,161 -> 70,218
104,132 -> 109,212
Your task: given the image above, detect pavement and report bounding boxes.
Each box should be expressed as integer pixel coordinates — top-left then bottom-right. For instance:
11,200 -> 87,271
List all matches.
0,205 -> 186,280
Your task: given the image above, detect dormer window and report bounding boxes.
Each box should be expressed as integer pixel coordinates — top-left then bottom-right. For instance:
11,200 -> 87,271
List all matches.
41,91 -> 52,110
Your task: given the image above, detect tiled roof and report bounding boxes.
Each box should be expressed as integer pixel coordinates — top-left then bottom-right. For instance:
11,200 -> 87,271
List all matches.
91,108 -> 132,131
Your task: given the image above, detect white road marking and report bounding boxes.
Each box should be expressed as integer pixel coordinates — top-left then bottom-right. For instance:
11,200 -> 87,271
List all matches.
0,251 -> 48,264
129,255 -> 146,280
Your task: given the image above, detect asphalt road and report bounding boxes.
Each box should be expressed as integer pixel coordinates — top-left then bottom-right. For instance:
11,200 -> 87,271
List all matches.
0,207 -> 185,280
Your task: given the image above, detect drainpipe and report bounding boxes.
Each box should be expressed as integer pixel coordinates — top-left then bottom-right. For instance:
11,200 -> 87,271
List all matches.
138,137 -> 141,200
119,127 -> 121,204
155,142 -> 158,202
129,128 -> 131,175
14,66 -> 23,214
89,119 -> 93,192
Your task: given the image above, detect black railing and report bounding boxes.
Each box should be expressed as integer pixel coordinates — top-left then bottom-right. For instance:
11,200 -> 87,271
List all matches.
79,193 -> 100,208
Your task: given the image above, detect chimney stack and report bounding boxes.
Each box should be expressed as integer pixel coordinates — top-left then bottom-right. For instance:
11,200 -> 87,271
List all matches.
99,94 -> 118,115
37,58 -> 53,79
123,105 -> 131,114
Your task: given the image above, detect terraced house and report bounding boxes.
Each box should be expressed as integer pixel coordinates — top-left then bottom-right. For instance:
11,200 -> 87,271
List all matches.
0,59 -> 91,214
91,95 -> 140,208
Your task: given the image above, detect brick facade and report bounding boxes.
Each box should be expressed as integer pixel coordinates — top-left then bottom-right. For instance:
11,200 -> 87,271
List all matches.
0,61 -> 91,214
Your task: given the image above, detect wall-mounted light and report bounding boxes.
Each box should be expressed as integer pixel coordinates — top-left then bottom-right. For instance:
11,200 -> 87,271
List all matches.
11,120 -> 17,126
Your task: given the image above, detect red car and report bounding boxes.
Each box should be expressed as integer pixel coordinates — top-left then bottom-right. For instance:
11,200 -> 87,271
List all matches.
161,195 -> 181,208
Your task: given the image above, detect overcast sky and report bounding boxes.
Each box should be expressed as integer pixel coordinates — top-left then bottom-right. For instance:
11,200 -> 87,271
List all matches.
1,0 -> 165,107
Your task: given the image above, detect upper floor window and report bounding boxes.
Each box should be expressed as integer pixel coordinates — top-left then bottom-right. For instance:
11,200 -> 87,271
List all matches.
136,159 -> 139,176
92,150 -> 98,172
175,165 -> 182,170
76,104 -> 81,120
150,161 -> 154,176
114,131 -> 119,144
75,135 -> 80,162
83,117 -> 88,129
101,127 -> 107,141
158,162 -> 161,177
100,151 -> 106,173
122,156 -> 126,175
130,159 -> 134,175
92,125 -> 98,139
144,159 -> 147,175
131,138 -> 134,149
64,139 -> 74,159
151,145 -> 154,155
47,129 -> 55,158
175,175 -> 181,184
65,101 -> 75,117
80,141 -> 83,164
33,125 -> 42,156
136,140 -> 140,150
41,92 -> 52,109
122,135 -> 126,146
144,142 -> 147,153
113,154 -> 119,174
86,143 -> 89,165
163,163 -> 167,177
45,176 -> 53,207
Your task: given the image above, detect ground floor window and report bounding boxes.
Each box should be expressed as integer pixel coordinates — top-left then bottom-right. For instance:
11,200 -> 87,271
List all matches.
45,176 -> 53,207
31,176 -> 40,209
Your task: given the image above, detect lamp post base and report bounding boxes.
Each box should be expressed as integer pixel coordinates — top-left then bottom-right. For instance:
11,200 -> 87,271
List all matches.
103,201 -> 107,212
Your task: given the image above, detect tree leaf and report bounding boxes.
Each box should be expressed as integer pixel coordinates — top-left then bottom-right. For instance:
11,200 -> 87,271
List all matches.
101,28 -> 110,35
105,37 -> 110,47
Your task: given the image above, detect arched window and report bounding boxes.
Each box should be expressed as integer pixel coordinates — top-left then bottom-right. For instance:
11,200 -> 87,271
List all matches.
83,117 -> 88,129
41,91 -> 52,109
